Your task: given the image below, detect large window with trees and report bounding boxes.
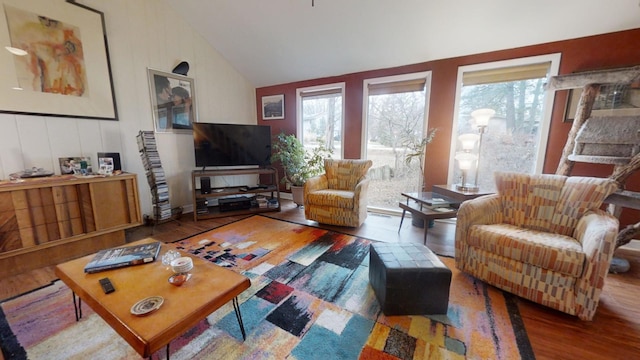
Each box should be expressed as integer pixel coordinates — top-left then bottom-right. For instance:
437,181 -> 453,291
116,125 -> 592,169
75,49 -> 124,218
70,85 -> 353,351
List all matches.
449,54 -> 561,192
363,72 -> 432,212
296,83 -> 345,159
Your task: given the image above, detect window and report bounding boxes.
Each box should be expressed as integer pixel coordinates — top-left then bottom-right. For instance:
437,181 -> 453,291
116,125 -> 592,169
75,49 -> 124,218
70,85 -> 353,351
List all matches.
363,72 -> 432,212
296,83 -> 345,159
449,54 -> 561,192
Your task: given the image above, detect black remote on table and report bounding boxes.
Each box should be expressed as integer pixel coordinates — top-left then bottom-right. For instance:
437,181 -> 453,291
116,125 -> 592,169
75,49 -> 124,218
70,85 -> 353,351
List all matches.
99,277 -> 115,294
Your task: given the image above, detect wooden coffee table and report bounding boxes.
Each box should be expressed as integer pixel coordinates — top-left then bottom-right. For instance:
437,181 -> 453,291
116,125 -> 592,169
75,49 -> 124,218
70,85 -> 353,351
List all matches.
54,238 -> 251,358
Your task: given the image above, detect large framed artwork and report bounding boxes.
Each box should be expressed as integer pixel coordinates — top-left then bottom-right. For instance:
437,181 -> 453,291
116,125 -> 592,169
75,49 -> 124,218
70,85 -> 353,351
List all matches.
147,68 -> 197,133
0,0 -> 118,120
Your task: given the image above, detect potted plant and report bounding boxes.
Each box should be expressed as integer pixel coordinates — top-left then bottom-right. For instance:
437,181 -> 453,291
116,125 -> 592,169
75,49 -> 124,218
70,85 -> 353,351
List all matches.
271,132 -> 332,206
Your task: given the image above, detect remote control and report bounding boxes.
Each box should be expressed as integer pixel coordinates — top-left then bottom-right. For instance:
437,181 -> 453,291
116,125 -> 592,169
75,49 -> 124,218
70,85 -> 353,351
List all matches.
99,277 -> 115,294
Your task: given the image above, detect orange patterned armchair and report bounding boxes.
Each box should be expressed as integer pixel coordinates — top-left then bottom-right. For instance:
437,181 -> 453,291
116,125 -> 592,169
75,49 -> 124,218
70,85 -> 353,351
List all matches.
455,172 -> 619,320
304,159 -> 373,227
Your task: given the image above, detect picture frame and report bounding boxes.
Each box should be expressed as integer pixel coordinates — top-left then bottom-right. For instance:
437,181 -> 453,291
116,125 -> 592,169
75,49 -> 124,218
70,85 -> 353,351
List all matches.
564,84 -> 636,122
59,156 -> 92,175
97,152 -> 121,171
147,68 -> 197,133
97,157 -> 114,175
0,0 -> 118,120
563,89 -> 581,122
262,94 -> 285,120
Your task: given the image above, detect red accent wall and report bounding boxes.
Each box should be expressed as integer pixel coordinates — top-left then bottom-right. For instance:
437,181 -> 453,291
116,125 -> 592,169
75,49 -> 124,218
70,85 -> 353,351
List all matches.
257,28 -> 640,226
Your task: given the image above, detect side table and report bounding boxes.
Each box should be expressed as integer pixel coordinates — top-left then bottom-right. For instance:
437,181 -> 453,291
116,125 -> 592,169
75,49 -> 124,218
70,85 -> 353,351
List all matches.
398,192 -> 460,244
399,186 -> 493,244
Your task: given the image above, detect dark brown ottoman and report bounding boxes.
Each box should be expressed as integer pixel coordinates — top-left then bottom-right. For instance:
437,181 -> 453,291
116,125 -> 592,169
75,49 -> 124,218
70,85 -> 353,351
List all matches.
369,242 -> 451,315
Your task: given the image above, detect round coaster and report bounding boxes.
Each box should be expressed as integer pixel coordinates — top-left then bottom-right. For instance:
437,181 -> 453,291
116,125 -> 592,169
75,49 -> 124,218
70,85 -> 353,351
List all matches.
130,296 -> 164,316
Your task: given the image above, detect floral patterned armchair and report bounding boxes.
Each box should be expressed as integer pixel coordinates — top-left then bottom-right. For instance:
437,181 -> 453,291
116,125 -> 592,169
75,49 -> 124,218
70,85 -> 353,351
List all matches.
304,159 -> 373,227
455,172 -> 619,320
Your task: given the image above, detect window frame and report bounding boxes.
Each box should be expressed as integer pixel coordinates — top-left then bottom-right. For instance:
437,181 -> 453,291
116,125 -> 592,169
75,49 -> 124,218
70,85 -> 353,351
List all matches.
296,82 -> 346,159
447,53 -> 561,184
361,71 -> 433,159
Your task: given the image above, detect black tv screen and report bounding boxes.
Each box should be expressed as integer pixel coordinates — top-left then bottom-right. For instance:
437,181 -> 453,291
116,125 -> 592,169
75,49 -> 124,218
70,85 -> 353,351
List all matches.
193,123 -> 272,167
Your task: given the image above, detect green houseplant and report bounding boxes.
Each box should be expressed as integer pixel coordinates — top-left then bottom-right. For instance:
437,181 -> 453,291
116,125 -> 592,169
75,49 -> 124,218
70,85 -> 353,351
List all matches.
271,132 -> 332,205
404,127 -> 438,191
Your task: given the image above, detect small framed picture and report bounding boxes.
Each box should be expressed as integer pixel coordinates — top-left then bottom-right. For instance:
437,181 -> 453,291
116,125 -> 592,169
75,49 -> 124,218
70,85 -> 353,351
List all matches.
262,94 -> 284,120
59,157 -> 92,175
98,157 -> 114,175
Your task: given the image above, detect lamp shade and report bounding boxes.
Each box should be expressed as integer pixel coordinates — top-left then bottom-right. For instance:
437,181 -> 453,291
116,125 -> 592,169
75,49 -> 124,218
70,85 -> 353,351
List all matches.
471,108 -> 495,127
458,133 -> 480,151
455,152 -> 478,170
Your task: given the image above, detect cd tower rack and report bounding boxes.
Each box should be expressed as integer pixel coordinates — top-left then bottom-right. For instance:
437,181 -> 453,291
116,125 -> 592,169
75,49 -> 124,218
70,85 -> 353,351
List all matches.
136,130 -> 172,222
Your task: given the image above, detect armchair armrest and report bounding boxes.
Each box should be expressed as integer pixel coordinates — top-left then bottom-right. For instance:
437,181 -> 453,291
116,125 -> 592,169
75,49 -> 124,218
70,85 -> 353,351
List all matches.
353,178 -> 371,209
455,194 -> 503,229
304,174 -> 328,196
573,209 -> 619,319
454,194 -> 502,261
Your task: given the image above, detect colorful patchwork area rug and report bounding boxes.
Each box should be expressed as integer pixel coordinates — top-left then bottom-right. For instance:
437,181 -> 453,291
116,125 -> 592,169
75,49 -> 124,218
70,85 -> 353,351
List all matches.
0,215 -> 534,359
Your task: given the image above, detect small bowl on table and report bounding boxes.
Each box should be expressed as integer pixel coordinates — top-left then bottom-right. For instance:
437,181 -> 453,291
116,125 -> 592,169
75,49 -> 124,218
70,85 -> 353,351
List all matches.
168,272 -> 192,286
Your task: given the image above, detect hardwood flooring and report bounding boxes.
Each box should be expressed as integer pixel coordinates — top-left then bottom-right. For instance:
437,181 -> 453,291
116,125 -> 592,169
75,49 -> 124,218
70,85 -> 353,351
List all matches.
1,199 -> 638,359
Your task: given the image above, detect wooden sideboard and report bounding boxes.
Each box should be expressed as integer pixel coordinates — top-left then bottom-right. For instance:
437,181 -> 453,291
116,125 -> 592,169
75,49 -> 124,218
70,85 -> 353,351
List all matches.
0,173 -> 142,278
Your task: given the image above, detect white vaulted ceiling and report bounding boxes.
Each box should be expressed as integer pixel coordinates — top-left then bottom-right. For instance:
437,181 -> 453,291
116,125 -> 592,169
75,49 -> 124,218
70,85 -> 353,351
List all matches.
165,0 -> 640,87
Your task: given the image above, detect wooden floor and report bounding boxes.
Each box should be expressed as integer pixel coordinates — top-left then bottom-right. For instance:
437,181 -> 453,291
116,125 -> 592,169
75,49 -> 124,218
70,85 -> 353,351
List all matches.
1,199 -> 638,359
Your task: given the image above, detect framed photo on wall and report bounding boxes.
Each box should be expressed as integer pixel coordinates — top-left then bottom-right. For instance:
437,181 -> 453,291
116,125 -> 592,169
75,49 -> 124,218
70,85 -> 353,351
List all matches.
262,94 -> 284,120
563,89 -> 581,122
0,0 -> 118,120
147,68 -> 197,133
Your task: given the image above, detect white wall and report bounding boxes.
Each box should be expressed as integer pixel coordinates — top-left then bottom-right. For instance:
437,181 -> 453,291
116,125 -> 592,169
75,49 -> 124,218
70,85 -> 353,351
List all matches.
0,0 -> 257,217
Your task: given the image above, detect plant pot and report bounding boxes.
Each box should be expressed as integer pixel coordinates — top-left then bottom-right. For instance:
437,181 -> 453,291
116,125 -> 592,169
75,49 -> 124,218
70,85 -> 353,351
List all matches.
412,217 -> 435,228
291,185 -> 304,207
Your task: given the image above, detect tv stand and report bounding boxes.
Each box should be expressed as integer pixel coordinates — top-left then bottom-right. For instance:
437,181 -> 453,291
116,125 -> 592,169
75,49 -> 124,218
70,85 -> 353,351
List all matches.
191,167 -> 281,221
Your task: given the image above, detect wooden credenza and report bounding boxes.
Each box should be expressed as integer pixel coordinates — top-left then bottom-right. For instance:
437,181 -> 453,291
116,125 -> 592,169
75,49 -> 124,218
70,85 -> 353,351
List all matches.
0,173 -> 142,278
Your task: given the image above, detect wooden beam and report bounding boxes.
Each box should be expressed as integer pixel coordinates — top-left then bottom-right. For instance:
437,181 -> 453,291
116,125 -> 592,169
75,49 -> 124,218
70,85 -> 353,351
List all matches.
547,65 -> 640,90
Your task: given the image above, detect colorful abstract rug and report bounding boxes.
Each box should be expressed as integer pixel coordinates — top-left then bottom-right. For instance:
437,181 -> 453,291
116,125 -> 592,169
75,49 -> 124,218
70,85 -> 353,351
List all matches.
0,215 -> 534,359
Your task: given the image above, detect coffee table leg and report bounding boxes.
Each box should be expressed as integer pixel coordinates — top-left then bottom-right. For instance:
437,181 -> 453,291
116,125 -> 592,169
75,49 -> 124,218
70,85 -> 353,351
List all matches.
232,297 -> 246,340
423,225 -> 428,245
72,292 -> 82,321
398,209 -> 406,232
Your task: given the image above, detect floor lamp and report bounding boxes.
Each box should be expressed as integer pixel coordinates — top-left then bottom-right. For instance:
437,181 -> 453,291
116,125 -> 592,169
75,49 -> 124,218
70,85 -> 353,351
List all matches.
470,108 -> 495,190
455,133 -> 480,191
455,108 -> 494,192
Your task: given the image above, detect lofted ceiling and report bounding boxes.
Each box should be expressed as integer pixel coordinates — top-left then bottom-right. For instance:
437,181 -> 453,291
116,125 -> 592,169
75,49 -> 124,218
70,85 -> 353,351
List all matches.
165,0 -> 640,88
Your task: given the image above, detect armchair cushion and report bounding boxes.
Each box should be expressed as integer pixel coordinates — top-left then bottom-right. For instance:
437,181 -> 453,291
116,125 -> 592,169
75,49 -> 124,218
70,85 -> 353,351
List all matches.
306,189 -> 355,208
468,224 -> 585,277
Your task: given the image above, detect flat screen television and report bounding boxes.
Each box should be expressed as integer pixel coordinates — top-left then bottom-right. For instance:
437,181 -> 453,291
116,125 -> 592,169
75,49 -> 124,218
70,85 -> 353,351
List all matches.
193,123 -> 272,168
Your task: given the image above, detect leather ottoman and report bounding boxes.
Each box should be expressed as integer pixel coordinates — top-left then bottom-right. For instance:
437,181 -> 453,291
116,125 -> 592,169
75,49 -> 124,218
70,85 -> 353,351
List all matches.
369,242 -> 451,315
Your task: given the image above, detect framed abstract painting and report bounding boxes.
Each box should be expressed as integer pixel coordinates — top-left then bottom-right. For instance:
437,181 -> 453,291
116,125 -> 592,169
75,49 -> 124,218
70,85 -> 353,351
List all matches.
0,0 -> 118,120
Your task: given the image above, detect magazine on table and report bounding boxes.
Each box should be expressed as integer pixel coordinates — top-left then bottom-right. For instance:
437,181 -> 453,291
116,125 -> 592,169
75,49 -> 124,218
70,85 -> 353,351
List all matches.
84,242 -> 162,273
